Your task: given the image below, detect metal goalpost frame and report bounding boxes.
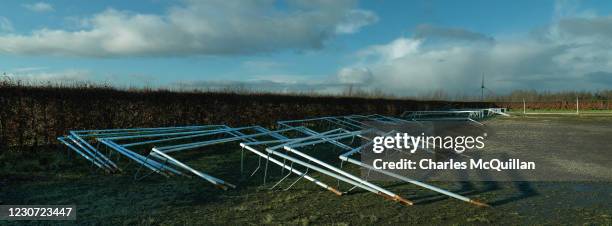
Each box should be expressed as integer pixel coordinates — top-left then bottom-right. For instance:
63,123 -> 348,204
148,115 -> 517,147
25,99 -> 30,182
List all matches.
451,108 -> 509,117
401,110 -> 484,125
337,133 -> 490,207
266,115 -> 416,204
278,132 -> 414,205
57,108 -> 505,207
97,125 -> 306,188
58,125 -> 223,172
270,115 -> 489,207
401,108 -> 509,124
59,123 -> 329,189
240,129 -> 401,199
93,125 -> 234,177
522,98 -> 581,115
144,125 -> 320,189
240,128 -> 351,196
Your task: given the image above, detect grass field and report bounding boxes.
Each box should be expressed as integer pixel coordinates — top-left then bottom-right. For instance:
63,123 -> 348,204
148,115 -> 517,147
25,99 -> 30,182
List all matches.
1,116 -> 611,225
508,109 -> 612,116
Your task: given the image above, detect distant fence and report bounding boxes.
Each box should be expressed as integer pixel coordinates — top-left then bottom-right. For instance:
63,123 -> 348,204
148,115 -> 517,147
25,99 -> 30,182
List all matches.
0,86 -> 494,152
496,100 -> 611,111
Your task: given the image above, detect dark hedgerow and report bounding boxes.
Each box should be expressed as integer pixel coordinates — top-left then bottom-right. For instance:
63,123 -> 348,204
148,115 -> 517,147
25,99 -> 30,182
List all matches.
0,82 -> 491,154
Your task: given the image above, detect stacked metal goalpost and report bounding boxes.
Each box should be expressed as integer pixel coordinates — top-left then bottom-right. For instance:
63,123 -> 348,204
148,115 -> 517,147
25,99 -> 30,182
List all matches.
58,108 -> 508,207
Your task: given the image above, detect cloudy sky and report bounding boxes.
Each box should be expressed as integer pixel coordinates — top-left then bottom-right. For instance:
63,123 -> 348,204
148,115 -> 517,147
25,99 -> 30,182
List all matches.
1,0 -> 612,96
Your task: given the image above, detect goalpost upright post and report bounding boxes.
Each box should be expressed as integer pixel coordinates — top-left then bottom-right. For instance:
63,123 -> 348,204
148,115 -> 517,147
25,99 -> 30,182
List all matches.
576,97 -> 579,115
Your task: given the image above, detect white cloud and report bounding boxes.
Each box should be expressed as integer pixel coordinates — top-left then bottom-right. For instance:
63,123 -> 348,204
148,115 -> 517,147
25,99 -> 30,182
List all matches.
23,2 -> 54,12
337,67 -> 372,84
358,38 -> 422,62
414,24 -> 494,43
6,69 -> 92,83
335,9 -> 378,34
0,17 -> 13,32
1,0 -> 376,57
11,66 -> 47,72
337,16 -> 612,95
554,0 -> 580,20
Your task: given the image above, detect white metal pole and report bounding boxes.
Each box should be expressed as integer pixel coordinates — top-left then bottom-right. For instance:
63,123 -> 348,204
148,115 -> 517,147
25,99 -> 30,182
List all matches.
576,97 -> 579,115
282,146 -> 412,205
339,156 -> 489,207
240,144 -> 343,196
151,148 -> 235,189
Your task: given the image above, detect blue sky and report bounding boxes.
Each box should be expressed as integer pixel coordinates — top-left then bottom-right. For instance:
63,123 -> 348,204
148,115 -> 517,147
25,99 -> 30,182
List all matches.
1,0 -> 612,96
